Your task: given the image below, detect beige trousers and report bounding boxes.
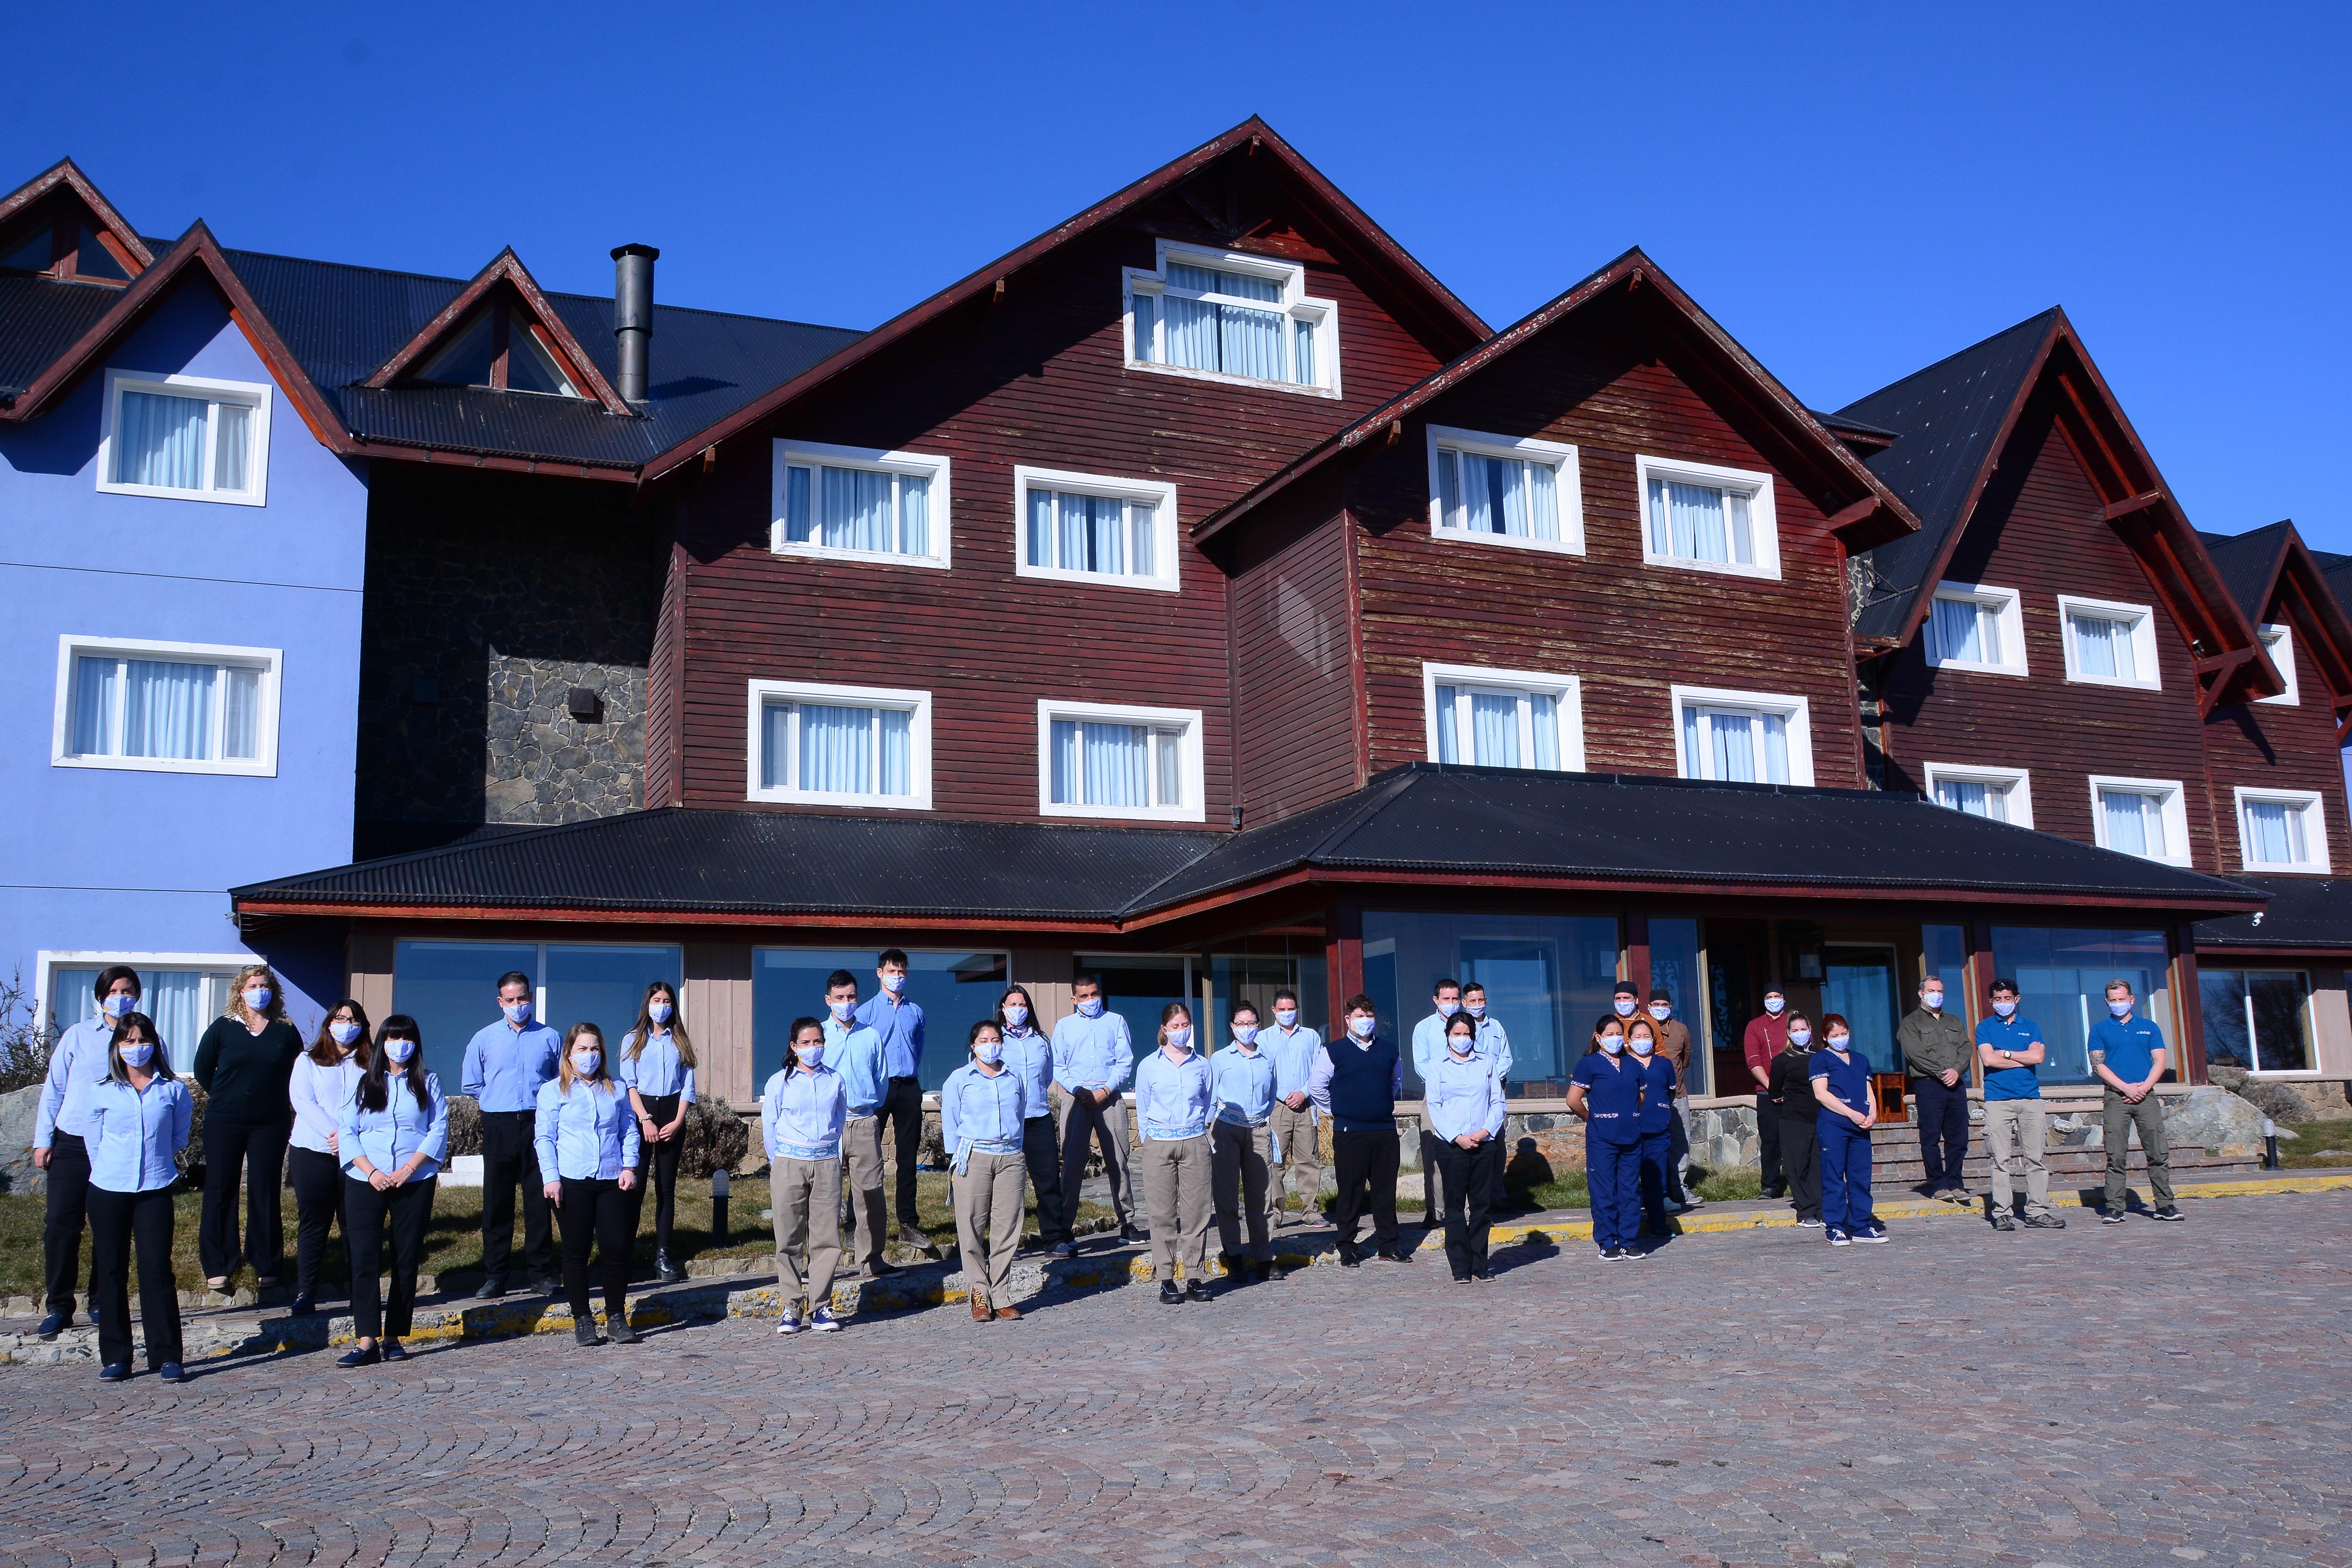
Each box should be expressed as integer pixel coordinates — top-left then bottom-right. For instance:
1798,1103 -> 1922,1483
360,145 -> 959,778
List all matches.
1055,1088 -> 1135,1231
1268,1102 -> 1321,1228
770,1156 -> 841,1312
840,1114 -> 888,1271
952,1147 -> 1026,1306
1211,1121 -> 1274,1258
1983,1098 -> 2051,1217
1139,1132 -> 1213,1281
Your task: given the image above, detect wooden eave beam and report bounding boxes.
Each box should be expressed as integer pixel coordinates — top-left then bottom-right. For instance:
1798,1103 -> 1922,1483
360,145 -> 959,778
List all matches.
2102,489 -> 2165,522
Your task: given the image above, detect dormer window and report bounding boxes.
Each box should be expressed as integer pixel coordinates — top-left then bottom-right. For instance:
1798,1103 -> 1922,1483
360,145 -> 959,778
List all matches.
417,305 -> 580,397
1124,243 -> 1338,397
0,217 -> 132,284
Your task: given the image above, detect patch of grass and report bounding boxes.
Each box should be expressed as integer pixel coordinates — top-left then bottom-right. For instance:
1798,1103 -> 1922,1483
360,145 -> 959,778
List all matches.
1505,1164 -> 1761,1214
2277,1119 -> 2352,1170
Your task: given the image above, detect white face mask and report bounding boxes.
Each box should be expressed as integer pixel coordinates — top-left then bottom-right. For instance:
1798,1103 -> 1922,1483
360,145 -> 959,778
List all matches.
1465,1001 -> 1486,1018
1437,999 -> 1461,1017
2109,1000 -> 2133,1017
1003,1004 -> 1029,1028
1825,1034 -> 1850,1051
1600,1035 -> 1624,1055
384,1038 -> 418,1065
503,999 -> 532,1024
1764,997 -> 1784,1015
1649,1004 -> 1670,1021
570,1050 -> 600,1076
881,973 -> 907,995
649,1001 -> 673,1024
973,1038 -> 1004,1066
329,1021 -> 362,1046
1448,1035 -> 1475,1058
1631,1035 -> 1654,1056
243,986 -> 273,1012
1922,991 -> 1945,1012
1275,1009 -> 1298,1028
1077,998 -> 1104,1019
103,993 -> 138,1019
830,998 -> 855,1021
1993,1000 -> 2017,1018
1790,1029 -> 1813,1047
1348,1017 -> 1376,1038
1166,1027 -> 1193,1052
119,1041 -> 155,1068
796,1041 -> 825,1067
1233,1025 -> 1259,1046
1614,997 -> 1636,1017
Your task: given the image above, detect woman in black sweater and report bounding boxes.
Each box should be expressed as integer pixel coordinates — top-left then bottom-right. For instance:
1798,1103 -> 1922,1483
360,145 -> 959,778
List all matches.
1764,1012 -> 1824,1229
192,964 -> 306,1291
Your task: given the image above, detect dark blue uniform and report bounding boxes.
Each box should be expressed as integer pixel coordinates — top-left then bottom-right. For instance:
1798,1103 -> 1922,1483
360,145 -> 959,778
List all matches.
1810,1047 -> 1878,1234
1632,1051 -> 1679,1231
1572,1050 -> 1642,1252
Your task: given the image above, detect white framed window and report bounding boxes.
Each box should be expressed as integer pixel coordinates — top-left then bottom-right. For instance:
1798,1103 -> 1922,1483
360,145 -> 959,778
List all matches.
1636,455 -> 1779,580
2058,594 -> 2161,691
96,369 -> 271,505
1921,761 -> 2036,829
36,951 -> 253,1055
770,441 -> 951,569
1670,684 -> 1814,787
51,635 -> 281,776
2088,775 -> 2192,867
746,679 -> 932,810
1425,426 -> 1585,556
1036,698 -> 1203,823
1123,241 -> 1339,398
2234,787 -> 2330,873
2257,623 -> 2299,706
1013,466 -> 1180,593
1924,583 -> 2028,676
1420,662 -> 1585,772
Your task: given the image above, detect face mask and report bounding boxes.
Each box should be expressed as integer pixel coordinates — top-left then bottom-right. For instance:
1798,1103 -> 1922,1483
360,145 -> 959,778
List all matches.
1600,1035 -> 1624,1055
119,1041 -> 155,1068
797,1041 -> 825,1066
830,999 -> 855,1021
1078,999 -> 1105,1019
1449,1036 -> 1475,1057
1466,1001 -> 1486,1018
1233,1025 -> 1259,1046
1166,1027 -> 1193,1051
1437,1000 -> 1461,1017
571,1050 -> 600,1075
1825,1035 -> 1849,1051
329,1021 -> 362,1046
1003,1004 -> 1029,1028
1764,997 -> 1784,1015
1349,1017 -> 1376,1039
1790,1029 -> 1813,1047
1275,1009 -> 1298,1028
384,1038 -> 417,1065
103,993 -> 137,1019
1614,998 -> 1636,1017
2109,1000 -> 2133,1017
1631,1036 -> 1654,1056
974,1039 -> 1004,1066
1922,992 -> 1944,1012
1649,1004 -> 1670,1021
1993,1000 -> 2017,1019
649,1001 -> 673,1024
243,987 -> 273,1012
504,1000 -> 532,1024
881,973 -> 907,994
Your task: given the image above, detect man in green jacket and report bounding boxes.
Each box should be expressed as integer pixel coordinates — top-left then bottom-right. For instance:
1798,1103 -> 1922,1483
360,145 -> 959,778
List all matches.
1896,976 -> 1973,1203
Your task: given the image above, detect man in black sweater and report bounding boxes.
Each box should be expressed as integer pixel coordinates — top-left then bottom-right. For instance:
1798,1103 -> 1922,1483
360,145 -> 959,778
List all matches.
1305,994 -> 1409,1267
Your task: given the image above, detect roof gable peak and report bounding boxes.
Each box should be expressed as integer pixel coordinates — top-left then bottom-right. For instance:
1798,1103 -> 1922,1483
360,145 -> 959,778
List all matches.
362,246 -> 631,415
0,157 -> 154,286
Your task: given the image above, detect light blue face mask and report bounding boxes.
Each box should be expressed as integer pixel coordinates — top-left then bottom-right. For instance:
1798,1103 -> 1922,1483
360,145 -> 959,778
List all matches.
1003,1005 -> 1029,1028
1078,999 -> 1105,1019
830,998 -> 855,1020
1600,1035 -> 1624,1055
503,1000 -> 532,1024
1438,1000 -> 1461,1017
384,1038 -> 418,1065
1348,1017 -> 1376,1038
119,1041 -> 155,1068
973,1038 -> 1004,1065
1166,1027 -> 1193,1051
243,987 -> 273,1012
1790,1029 -> 1813,1047
571,1050 -> 600,1076
649,1001 -> 673,1024
1993,1000 -> 2017,1018
1233,1025 -> 1258,1046
329,1021 -> 362,1046
2109,1000 -> 2133,1017
1275,1009 -> 1298,1027
103,993 -> 138,1019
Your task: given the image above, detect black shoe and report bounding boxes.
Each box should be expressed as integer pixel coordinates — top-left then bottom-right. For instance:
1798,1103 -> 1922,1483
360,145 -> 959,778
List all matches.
1185,1279 -> 1213,1303
159,1362 -> 185,1382
533,1275 -> 563,1296
574,1322 -> 601,1347
337,1346 -> 381,1368
870,1257 -> 901,1276
2022,1213 -> 2066,1230
1452,1272 -> 1473,1284
1376,1246 -> 1410,1264
2101,1209 -> 2128,1225
1158,1281 -> 1183,1304
381,1338 -> 408,1362
1120,1225 -> 1149,1244
655,1250 -> 685,1286
36,1311 -> 66,1340
290,1297 -> 316,1318
1990,1213 -> 2016,1231
2153,1206 -> 2185,1222
610,1319 -> 642,1345
475,1276 -> 508,1299
1338,1250 -> 1362,1269
1472,1268 -> 1494,1281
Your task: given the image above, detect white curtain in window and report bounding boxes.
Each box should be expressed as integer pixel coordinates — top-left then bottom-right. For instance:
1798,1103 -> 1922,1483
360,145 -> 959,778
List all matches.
2245,800 -> 2305,864
1293,318 -> 1316,385
1132,293 -> 1157,362
1530,693 -> 1561,770
213,401 -> 252,492
819,466 -> 893,552
877,710 -> 911,797
123,660 -> 215,760
1154,729 -> 1181,806
1685,706 -> 1788,784
1026,489 -> 1054,567
1085,494 -> 1123,575
146,970 -> 209,1058
784,465 -> 814,543
1434,685 -> 1461,763
116,390 -> 209,489
1050,719 -> 1081,802
798,704 -> 874,794
1162,263 -> 1288,382
1650,479 -> 1753,565
71,655 -> 120,756
221,668 -> 262,760
1219,302 -> 1285,381
1129,501 -> 1155,578
1084,722 -> 1148,806
2102,789 -> 2165,857
1168,262 -> 1281,302
1936,778 -> 2006,821
761,702 -> 792,790
898,475 -> 929,558
2071,614 -> 2137,680
1163,294 -> 1221,374
1930,596 -> 1996,664
1471,692 -> 1520,767
1039,491 -> 1131,576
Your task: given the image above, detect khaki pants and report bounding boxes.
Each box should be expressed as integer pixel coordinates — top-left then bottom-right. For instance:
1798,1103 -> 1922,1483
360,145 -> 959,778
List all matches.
1210,1121 -> 1273,1259
1983,1098 -> 2051,1217
770,1156 -> 841,1312
1056,1088 -> 1135,1232
2103,1088 -> 2175,1210
1268,1103 -> 1321,1228
839,1115 -> 888,1272
952,1147 -> 1026,1307
1139,1132 -> 1213,1281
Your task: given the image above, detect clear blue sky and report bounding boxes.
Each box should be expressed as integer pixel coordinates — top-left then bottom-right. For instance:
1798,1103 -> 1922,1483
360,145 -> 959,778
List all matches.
8,3 -> 2346,549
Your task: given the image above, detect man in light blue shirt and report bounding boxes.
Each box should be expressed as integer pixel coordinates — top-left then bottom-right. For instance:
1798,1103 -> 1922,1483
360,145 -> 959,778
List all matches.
1051,974 -> 1145,1247
1261,988 -> 1324,1233
1209,1002 -> 1281,1280
1411,977 -> 1467,1228
761,1017 -> 848,1334
32,965 -> 139,1338
823,969 -> 894,1278
855,947 -> 932,1254
1426,1016 -> 1507,1281
459,970 -> 563,1297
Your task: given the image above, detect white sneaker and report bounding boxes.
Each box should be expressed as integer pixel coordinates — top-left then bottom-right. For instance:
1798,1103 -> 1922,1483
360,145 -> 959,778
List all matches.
1681,1193 -> 1706,1207
1795,1217 -> 1825,1228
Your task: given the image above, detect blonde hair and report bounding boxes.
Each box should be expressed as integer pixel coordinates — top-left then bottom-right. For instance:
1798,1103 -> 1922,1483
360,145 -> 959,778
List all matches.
557,1022 -> 615,1094
223,963 -> 290,1026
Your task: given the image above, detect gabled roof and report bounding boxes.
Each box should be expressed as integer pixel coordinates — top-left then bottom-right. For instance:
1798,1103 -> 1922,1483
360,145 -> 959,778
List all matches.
633,116 -> 1494,485
2199,521 -> 2352,724
2194,874 -> 2352,953
1191,249 -> 1921,552
1841,309 -> 2279,712
360,246 -> 631,415
0,158 -> 153,276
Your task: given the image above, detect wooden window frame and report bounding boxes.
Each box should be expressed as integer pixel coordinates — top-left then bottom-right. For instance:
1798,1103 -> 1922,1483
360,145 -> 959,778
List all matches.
1923,582 -> 2029,676
2056,594 -> 2162,692
1920,761 -> 2036,829
1123,240 -> 1341,400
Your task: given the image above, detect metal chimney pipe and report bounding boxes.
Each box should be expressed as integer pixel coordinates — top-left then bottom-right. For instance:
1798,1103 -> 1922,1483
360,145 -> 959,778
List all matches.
611,243 -> 658,403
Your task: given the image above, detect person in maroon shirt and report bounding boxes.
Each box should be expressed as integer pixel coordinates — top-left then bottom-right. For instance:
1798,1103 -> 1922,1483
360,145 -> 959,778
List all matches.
1741,986 -> 1791,1199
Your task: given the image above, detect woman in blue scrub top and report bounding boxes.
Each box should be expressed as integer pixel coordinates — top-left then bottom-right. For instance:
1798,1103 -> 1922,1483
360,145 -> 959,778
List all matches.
1568,1015 -> 1644,1262
337,1015 -> 448,1366
537,1023 -> 642,1347
619,981 -> 696,1285
1627,1017 -> 1679,1241
1809,1013 -> 1887,1247
84,1013 -> 193,1381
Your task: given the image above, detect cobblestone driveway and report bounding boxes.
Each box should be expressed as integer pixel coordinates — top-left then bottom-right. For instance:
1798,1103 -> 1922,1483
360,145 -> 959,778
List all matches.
3,1194 -> 2347,1567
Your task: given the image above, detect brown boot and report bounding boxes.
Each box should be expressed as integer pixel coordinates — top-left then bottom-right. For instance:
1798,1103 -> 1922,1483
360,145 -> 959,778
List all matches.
970,1295 -> 992,1322
993,1305 -> 1021,1321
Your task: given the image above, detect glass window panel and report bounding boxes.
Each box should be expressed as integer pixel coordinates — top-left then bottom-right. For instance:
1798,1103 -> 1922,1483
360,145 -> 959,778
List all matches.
221,667 -> 262,760
2071,613 -> 2137,681
898,474 -> 929,557
1293,317 -> 1316,384
212,401 -> 251,492
1163,293 -> 1220,373
1363,911 -> 1621,1095
1822,949 -> 1905,1075
1207,943 -> 1328,1048
754,947 -> 1006,1092
503,317 -> 577,396
1,226 -> 51,272
115,389 -> 209,489
1154,727 -> 1181,807
1647,477 -> 1672,555
1132,293 -> 1156,362
820,466 -> 893,552
878,709 -> 912,797
2248,971 -> 2313,1072
784,465 -> 813,543
1929,596 -> 1982,664
2102,789 -> 2165,858
1727,490 -> 1753,564
1528,461 -> 1559,540
1470,691 -> 1520,767
1026,487 -> 1053,567
1165,261 -> 1283,302
1647,916 -> 1703,1093
1086,494 -> 1124,575
761,701 -> 792,790
545,945 -> 681,1064
1050,718 -> 1080,804
1129,500 -> 1154,579
798,704 -> 874,795
1530,693 -> 1560,770
1437,450 -> 1462,531
1435,685 -> 1461,764
393,939 -> 542,1084
75,225 -> 131,282
122,660 -> 215,760
2245,800 -> 2296,864
417,311 -> 498,387
1080,721 -> 1150,806
1074,954 -> 1188,1085
1922,924 -> 1971,1010
1988,927 -> 2168,1084
2198,969 -> 2254,1072
54,968 -> 211,1060
71,655 -> 119,756
1219,300 -> 1285,380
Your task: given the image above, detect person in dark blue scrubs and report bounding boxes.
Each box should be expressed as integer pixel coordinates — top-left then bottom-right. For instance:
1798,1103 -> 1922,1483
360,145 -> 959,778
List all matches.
1809,1013 -> 1887,1247
1568,1015 -> 1642,1262
1628,1018 -> 1679,1245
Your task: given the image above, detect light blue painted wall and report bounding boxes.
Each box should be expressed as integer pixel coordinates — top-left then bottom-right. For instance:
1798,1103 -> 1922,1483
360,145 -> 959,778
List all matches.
0,279 -> 367,1044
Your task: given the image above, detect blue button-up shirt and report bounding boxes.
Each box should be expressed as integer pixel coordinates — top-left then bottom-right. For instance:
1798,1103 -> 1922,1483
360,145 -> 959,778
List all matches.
618,1029 -> 696,1103
1426,1050 -> 1507,1144
533,1076 -> 641,1181
856,992 -> 926,1080
1134,1046 -> 1212,1141
824,1016 -> 887,1116
1263,1021 -> 1324,1112
36,1015 -> 114,1147
290,1054 -> 365,1155
84,1074 -> 192,1192
999,1026 -> 1054,1117
1471,1015 -> 1514,1082
1410,1011 -> 1459,1087
940,1062 -> 1027,1157
462,1018 -> 562,1113
1211,1045 -> 1277,1127
761,1064 -> 847,1161
1051,1010 -> 1135,1095
341,1072 -> 451,1180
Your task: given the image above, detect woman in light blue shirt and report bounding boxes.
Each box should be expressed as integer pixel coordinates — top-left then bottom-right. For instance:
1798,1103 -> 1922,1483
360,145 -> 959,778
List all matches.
619,982 -> 696,1285
1209,1001 -> 1281,1283
994,984 -> 1069,1259
1133,1002 -> 1216,1305
337,1014 -> 447,1367
84,1012 -> 192,1382
287,999 -> 369,1317
536,1024 -> 642,1347
942,1019 -> 1029,1322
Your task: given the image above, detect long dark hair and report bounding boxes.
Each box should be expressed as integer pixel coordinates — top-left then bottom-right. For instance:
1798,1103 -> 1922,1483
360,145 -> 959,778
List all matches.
106,1013 -> 173,1082
359,1015 -> 429,1112
994,984 -> 1039,1033
308,998 -> 372,1068
626,980 -> 696,1068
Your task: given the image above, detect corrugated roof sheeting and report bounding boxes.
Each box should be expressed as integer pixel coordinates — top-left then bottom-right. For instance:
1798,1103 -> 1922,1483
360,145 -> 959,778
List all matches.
2197,524 -> 2292,622
2194,875 -> 2352,950
0,273 -> 119,393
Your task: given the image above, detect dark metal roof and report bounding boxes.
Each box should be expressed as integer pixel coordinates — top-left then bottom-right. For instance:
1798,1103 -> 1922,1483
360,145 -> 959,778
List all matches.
2194,876 -> 2352,951
1838,310 -> 2058,641
0,272 -> 120,396
2197,524 -> 2293,623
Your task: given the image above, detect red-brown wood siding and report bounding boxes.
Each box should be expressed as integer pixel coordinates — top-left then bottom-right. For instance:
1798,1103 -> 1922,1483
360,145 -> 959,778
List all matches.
1225,466 -> 1361,823
1342,301 -> 1869,786
1879,402 -> 2222,868
660,179 -> 1452,825
2201,632 -> 2352,876
646,531 -> 686,809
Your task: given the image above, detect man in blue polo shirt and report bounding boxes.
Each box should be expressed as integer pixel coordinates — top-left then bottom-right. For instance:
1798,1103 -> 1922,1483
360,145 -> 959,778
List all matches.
1974,978 -> 2061,1231
856,948 -> 935,1255
2088,979 -> 2181,1224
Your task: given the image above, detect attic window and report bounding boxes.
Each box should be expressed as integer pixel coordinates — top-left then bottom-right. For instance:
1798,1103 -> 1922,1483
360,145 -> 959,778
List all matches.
417,306 -> 579,396
0,219 -> 132,284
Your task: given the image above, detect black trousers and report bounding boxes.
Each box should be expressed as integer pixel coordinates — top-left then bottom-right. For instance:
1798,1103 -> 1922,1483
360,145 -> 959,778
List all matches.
1022,1114 -> 1068,1247
1756,1103 -> 1784,1195
877,1075 -> 924,1230
1332,1126 -> 1400,1255
1432,1138 -> 1492,1277
558,1176 -> 633,1323
88,1185 -> 180,1370
287,1146 -> 349,1300
627,1093 -> 685,1259
1779,1115 -> 1821,1222
1913,1075 -> 1970,1190
345,1175 -> 436,1340
480,1110 -> 554,1278
41,1131 -> 92,1314
199,1115 -> 289,1280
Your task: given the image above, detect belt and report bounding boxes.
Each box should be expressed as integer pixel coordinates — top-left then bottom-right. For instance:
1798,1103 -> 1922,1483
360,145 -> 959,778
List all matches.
953,1135 -> 1020,1175
887,1075 -> 918,1084
1142,1123 -> 1207,1142
776,1141 -> 840,1162
483,1107 -> 536,1120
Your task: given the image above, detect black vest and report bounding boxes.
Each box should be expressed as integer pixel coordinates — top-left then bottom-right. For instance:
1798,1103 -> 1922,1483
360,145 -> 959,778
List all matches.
1326,1035 -> 1398,1128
